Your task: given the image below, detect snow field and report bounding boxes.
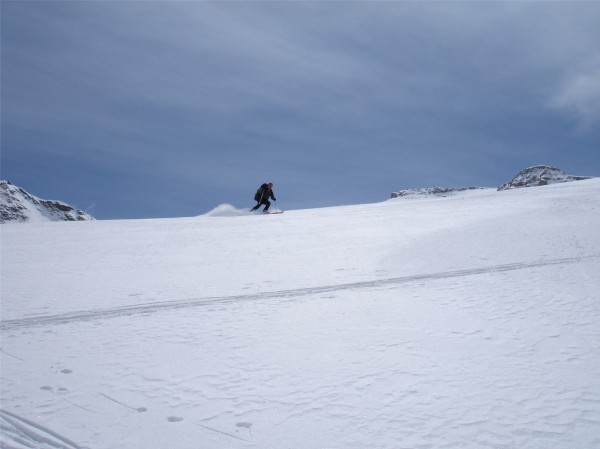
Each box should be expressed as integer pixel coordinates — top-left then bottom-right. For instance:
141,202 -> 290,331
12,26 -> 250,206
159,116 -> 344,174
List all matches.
1,179 -> 600,448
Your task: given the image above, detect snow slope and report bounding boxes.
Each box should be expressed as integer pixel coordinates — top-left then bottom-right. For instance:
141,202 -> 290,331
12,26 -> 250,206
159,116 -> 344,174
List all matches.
1,179 -> 600,449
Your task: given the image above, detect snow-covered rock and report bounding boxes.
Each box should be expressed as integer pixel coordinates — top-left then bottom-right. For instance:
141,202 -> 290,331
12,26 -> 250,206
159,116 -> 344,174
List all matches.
391,186 -> 485,199
391,166 -> 593,200
497,165 -> 592,191
0,180 -> 94,223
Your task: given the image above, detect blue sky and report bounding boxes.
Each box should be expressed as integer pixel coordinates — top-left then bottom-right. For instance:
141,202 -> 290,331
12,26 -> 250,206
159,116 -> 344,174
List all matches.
2,1 -> 599,219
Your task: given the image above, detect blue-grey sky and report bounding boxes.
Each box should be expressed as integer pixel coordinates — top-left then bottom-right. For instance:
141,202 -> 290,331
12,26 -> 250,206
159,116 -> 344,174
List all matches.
2,1 -> 599,219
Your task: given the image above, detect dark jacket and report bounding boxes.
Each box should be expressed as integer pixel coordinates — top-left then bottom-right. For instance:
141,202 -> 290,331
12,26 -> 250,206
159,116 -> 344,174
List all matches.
255,184 -> 275,203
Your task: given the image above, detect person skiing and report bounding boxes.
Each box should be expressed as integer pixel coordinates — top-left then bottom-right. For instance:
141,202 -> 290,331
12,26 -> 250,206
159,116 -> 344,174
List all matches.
251,182 -> 276,213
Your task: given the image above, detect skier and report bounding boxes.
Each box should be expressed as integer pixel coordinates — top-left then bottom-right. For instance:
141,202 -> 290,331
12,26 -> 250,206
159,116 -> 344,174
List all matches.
251,182 -> 276,213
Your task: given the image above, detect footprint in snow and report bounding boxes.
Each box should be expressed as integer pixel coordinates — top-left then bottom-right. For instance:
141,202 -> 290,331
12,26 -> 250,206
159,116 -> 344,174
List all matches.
167,416 -> 183,423
40,386 -> 69,394
237,422 -> 253,437
60,369 -> 73,374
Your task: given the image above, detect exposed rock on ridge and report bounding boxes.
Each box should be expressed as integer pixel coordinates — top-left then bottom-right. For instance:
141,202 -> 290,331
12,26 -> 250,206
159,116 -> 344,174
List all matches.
391,166 -> 594,199
497,165 -> 592,191
391,186 -> 485,199
0,180 -> 94,223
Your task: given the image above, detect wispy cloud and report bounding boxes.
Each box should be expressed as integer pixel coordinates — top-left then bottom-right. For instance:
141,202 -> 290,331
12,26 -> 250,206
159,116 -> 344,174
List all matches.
550,62 -> 600,130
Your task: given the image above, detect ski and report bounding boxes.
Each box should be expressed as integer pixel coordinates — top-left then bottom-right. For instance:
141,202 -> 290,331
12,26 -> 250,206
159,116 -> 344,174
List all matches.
248,210 -> 284,215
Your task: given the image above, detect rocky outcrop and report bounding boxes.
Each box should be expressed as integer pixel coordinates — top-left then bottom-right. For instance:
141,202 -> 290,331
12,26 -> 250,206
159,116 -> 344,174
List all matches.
391,186 -> 485,199
0,180 -> 94,223
498,166 -> 592,191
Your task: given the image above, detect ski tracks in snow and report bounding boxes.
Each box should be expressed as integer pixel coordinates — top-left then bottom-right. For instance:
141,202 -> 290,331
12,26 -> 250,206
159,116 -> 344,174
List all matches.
2,254 -> 599,448
2,255 -> 598,331
0,409 -> 86,449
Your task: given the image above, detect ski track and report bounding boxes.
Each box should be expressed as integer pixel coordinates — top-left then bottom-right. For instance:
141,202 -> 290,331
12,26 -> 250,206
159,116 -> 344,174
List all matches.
98,392 -> 147,413
0,409 -> 86,449
2,254 -> 597,331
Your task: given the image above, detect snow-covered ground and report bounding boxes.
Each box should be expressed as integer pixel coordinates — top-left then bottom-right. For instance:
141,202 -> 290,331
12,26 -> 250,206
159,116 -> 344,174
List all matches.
2,179 -> 599,449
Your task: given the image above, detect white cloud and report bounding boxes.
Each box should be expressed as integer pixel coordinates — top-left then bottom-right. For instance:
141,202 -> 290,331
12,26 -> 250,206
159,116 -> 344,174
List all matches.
551,69 -> 600,130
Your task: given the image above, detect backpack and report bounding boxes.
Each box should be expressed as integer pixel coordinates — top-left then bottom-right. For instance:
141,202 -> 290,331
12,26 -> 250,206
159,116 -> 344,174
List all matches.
254,184 -> 267,202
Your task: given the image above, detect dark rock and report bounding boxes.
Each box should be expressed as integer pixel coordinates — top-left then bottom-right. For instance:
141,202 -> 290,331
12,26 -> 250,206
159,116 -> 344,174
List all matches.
498,165 -> 592,191
0,180 -> 94,223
